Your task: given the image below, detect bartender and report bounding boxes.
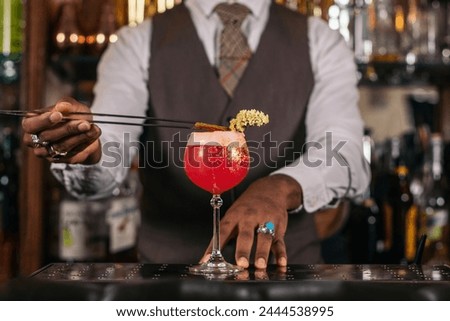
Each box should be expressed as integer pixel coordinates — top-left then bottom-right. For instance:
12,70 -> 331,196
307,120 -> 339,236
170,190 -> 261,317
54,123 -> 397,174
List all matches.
21,0 -> 370,269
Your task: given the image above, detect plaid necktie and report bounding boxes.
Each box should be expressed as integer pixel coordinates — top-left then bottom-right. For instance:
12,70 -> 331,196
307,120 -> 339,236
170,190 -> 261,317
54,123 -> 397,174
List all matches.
215,3 -> 252,97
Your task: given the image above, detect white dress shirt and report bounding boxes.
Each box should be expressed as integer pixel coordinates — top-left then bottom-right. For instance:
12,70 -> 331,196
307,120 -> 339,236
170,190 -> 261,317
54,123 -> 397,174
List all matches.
51,0 -> 371,213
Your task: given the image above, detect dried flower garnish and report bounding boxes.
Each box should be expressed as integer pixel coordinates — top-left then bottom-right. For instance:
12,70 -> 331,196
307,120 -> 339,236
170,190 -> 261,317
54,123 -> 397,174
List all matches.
192,109 -> 269,132
229,109 -> 269,132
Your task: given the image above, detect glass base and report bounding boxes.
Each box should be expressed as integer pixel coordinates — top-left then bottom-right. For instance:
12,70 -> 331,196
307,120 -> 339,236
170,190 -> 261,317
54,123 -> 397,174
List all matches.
189,257 -> 243,276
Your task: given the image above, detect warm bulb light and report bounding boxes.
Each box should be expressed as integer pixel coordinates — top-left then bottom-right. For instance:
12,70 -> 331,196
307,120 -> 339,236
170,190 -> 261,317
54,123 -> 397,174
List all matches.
109,34 -> 118,43
86,35 -> 96,45
56,32 -> 66,43
69,33 -> 78,43
96,33 -> 106,44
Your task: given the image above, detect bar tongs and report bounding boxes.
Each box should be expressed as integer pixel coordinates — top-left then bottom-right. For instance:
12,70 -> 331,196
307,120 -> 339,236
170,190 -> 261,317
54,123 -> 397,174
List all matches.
0,109 -> 230,131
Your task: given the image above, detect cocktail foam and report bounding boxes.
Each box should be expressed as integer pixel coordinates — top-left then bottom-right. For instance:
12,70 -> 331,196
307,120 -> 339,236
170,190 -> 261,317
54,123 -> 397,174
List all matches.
188,131 -> 247,146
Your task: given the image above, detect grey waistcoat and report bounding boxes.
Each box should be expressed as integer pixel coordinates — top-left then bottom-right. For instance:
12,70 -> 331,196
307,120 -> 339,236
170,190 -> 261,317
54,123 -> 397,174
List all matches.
137,2 -> 322,264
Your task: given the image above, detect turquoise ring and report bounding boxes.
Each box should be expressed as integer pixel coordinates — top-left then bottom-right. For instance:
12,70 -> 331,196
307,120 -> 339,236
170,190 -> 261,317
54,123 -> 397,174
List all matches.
257,221 -> 275,237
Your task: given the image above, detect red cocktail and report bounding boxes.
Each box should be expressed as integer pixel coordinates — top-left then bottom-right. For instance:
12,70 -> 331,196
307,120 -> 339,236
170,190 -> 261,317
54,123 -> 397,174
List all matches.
184,131 -> 249,275
184,145 -> 249,194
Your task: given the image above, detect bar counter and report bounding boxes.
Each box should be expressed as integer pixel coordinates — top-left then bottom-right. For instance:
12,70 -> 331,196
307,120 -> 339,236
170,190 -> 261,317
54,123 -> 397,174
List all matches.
1,263 -> 450,300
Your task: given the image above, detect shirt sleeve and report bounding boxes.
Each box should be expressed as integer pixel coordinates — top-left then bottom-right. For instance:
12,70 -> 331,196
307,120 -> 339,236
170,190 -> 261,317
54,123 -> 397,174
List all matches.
273,17 -> 371,213
50,20 -> 152,199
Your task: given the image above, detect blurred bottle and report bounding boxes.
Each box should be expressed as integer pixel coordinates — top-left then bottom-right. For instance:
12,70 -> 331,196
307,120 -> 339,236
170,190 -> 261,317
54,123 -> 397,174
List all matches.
0,0 -> 23,83
321,0 -> 335,21
346,129 -> 381,263
353,0 -> 373,64
379,136 -> 419,264
105,162 -> 141,262
420,133 -> 449,265
0,127 -> 20,279
401,0 -> 444,64
58,163 -> 141,263
128,0 -> 155,25
114,0 -> 129,28
53,2 -> 82,54
441,0 -> 450,63
371,0 -> 400,62
58,195 -> 109,262
297,0 -> 313,15
424,0 -> 443,62
401,0 -> 421,62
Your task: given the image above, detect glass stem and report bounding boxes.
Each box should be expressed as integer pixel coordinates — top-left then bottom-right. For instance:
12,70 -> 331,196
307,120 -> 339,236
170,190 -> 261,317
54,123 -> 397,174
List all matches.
210,194 -> 223,259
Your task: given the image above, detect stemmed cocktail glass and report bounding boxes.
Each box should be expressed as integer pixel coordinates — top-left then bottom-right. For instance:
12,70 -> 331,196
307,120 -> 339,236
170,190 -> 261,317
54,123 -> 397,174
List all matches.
184,130 -> 249,275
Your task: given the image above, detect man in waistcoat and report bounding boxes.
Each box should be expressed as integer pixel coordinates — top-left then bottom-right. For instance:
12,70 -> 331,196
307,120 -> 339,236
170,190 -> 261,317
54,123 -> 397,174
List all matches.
22,0 -> 370,269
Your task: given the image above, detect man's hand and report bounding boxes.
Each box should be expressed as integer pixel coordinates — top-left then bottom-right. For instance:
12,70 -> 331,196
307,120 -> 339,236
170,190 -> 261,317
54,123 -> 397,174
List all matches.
201,174 -> 302,269
22,97 -> 102,164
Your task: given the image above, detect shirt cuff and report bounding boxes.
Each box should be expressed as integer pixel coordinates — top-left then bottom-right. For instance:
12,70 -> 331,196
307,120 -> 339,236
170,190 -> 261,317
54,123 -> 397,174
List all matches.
50,162 -> 119,200
273,160 -> 337,213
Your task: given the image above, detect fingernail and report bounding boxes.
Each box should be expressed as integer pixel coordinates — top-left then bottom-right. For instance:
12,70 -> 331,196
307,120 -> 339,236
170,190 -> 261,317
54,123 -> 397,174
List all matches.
256,258 -> 266,268
278,257 -> 287,266
56,102 -> 72,109
237,257 -> 248,268
78,122 -> 91,132
49,112 -> 62,123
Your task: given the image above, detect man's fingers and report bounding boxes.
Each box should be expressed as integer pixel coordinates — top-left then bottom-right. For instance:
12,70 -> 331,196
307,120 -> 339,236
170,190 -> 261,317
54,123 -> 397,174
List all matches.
271,238 -> 288,267
29,146 -> 48,159
234,228 -> 255,268
23,123 -> 99,152
22,110 -> 62,134
199,253 -> 211,264
254,232 -> 273,269
55,140 -> 102,164
22,98 -> 92,136
36,120 -> 92,142
53,98 -> 90,117
24,125 -> 101,165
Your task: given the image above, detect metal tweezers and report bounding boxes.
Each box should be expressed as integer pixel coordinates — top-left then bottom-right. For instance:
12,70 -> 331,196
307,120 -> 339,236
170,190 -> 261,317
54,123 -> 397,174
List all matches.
0,109 -> 196,129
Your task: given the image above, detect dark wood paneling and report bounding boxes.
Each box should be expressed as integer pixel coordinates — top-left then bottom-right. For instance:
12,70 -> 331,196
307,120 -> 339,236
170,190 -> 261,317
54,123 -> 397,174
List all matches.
18,0 -> 49,276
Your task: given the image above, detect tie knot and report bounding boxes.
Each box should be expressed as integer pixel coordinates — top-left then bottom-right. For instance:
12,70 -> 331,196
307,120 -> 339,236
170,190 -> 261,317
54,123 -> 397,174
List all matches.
215,3 -> 251,27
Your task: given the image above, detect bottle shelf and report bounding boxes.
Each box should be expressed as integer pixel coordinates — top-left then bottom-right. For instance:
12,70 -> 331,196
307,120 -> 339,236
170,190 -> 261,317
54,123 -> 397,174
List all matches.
48,53 -> 450,87
358,61 -> 450,87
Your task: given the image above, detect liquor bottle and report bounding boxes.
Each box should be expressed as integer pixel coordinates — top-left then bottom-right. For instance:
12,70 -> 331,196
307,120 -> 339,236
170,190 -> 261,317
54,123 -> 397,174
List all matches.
424,0 -> 443,63
0,0 -> 23,83
320,0 -> 335,21
442,0 -> 450,63
105,162 -> 141,262
58,194 -> 109,262
353,0 -> 372,63
371,0 -> 400,62
127,0 -> 151,25
114,0 -> 128,28
346,129 -> 381,263
400,0 -> 418,59
420,134 -> 449,265
381,136 -> 419,264
58,161 -> 141,263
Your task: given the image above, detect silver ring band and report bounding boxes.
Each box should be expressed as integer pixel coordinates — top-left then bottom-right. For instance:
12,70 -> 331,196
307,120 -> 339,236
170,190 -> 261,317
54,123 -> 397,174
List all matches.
30,134 -> 49,148
47,144 -> 68,159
